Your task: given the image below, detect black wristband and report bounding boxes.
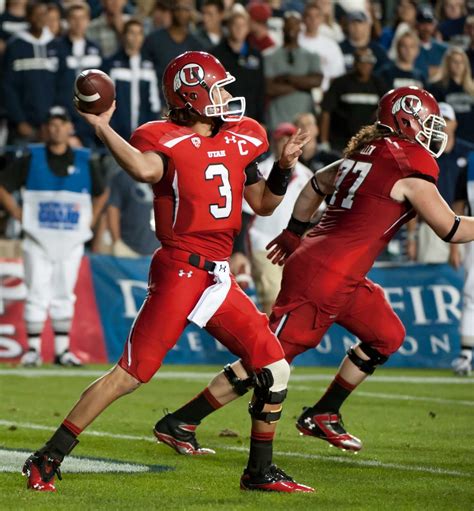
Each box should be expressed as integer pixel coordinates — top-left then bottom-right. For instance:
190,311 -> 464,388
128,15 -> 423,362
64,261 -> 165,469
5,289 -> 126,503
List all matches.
442,215 -> 461,242
287,215 -> 310,237
266,161 -> 292,196
311,174 -> 326,197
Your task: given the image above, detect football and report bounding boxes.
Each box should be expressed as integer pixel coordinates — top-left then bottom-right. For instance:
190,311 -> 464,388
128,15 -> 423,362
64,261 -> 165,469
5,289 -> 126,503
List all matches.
74,69 -> 115,115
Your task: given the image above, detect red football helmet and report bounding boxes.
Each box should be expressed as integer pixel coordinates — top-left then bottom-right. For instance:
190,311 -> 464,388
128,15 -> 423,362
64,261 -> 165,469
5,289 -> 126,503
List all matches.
377,86 -> 448,158
162,51 -> 246,122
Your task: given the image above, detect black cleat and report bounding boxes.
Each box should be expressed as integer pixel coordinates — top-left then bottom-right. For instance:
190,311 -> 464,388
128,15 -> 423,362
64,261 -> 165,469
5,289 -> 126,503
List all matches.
240,465 -> 314,492
153,413 -> 215,455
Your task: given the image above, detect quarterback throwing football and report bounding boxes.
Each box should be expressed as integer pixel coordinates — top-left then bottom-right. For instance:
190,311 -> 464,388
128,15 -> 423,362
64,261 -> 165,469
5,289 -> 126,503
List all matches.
22,52 -> 314,493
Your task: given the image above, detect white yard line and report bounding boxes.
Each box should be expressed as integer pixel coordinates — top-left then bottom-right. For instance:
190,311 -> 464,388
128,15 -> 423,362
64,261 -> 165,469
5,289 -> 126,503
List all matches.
0,368 -> 473,385
290,386 -> 474,407
0,420 -> 470,478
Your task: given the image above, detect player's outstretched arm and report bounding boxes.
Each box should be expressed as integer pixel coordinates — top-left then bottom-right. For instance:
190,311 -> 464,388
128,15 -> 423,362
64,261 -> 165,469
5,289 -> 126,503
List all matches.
266,159 -> 342,265
0,186 -> 22,221
76,102 -> 164,184
391,177 -> 474,243
245,129 -> 312,216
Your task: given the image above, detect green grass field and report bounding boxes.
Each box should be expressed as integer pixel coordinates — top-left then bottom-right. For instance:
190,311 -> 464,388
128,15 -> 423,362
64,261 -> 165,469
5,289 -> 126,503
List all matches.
0,365 -> 473,510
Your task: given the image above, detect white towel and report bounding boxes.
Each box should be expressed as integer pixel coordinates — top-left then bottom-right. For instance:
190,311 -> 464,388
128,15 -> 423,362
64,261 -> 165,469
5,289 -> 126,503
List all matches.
187,261 -> 231,328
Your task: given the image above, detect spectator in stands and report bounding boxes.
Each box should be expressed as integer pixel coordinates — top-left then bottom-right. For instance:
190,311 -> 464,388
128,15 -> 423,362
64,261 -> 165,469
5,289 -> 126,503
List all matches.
143,0 -> 204,101
194,0 -> 225,49
264,11 -> 322,131
0,106 -> 107,367
245,123 -> 313,315
449,148 -> 474,376
293,112 -> 341,172
320,47 -> 388,153
147,0 -> 172,33
107,170 -> 160,257
3,2 -> 60,142
247,1 -> 276,54
376,30 -> 425,89
429,46 -> 474,144
465,15 -> 474,75
103,19 -> 161,140
87,0 -> 130,58
436,0 -> 468,43
46,3 -> 63,37
414,4 -> 448,81
0,0 -> 29,54
379,0 -> 417,51
407,102 -> 474,263
340,10 -> 388,72
315,0 -> 343,42
56,3 -> 102,147
298,1 -> 345,91
212,5 -> 265,123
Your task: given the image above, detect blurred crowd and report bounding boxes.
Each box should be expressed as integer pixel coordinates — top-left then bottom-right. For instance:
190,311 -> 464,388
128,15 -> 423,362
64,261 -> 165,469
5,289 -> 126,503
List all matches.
1,0 -> 474,285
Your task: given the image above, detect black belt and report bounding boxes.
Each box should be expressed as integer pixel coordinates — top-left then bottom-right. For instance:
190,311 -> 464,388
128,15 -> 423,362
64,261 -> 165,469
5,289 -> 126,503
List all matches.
166,248 -> 217,272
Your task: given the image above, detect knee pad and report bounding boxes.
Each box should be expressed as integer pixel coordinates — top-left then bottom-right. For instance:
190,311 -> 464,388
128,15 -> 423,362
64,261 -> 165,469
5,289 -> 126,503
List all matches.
248,359 -> 290,423
223,363 -> 256,396
347,343 -> 388,375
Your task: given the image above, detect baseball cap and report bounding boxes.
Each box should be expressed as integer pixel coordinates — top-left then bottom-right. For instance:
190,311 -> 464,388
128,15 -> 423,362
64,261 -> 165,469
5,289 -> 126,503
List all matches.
416,5 -> 435,23
247,2 -> 271,23
439,102 -> 456,121
273,122 -> 297,140
47,106 -> 71,122
347,10 -> 368,23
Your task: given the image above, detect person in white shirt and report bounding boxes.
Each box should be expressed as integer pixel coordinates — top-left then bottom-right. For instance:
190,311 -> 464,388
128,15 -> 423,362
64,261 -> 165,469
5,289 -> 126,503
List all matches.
298,1 -> 345,91
244,123 -> 314,315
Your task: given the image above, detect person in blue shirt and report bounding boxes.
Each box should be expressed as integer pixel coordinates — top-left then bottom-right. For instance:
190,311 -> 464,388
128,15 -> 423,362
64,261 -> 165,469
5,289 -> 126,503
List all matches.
3,2 -> 61,142
56,3 -> 102,146
102,19 -> 160,141
339,11 -> 388,72
0,0 -> 28,53
414,4 -> 448,81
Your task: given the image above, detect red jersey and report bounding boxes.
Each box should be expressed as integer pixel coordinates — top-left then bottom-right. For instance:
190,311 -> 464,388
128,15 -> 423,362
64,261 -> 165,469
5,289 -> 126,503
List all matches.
301,136 -> 439,280
130,116 -> 268,260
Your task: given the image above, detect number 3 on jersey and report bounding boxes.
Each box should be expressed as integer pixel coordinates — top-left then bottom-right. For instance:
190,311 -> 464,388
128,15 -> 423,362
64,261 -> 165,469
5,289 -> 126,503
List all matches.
329,159 -> 373,209
205,163 -> 232,219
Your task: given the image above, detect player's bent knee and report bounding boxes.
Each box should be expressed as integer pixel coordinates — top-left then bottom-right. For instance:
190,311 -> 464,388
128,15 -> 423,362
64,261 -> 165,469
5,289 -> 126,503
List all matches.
223,362 -> 256,395
110,365 -> 143,393
347,343 -> 389,375
248,359 -> 290,423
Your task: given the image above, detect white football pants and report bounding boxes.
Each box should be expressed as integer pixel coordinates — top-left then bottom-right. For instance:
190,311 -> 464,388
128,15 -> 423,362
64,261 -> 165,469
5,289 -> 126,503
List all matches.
461,241 -> 474,346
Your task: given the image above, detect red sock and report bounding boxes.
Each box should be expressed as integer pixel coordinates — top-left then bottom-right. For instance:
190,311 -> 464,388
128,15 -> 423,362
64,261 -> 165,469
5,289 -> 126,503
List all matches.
62,419 -> 83,437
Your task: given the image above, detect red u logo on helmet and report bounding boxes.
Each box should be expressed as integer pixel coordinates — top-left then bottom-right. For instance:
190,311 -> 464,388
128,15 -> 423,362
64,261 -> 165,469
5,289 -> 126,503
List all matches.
179,64 -> 205,86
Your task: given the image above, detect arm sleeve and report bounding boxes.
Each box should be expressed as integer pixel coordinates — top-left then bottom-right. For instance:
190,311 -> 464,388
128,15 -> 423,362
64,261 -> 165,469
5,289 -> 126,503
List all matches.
0,156 -> 30,192
454,167 -> 468,202
244,160 -> 264,186
232,211 -> 253,255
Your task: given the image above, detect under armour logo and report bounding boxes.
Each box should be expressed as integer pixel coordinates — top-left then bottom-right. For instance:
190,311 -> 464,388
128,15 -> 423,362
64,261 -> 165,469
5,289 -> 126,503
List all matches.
224,135 -> 236,144
178,269 -> 193,278
218,264 -> 227,272
304,417 -> 315,429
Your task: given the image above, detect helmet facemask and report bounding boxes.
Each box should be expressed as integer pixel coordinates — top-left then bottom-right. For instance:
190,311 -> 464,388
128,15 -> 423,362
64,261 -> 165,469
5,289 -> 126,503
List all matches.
204,73 -> 246,122
415,114 -> 447,158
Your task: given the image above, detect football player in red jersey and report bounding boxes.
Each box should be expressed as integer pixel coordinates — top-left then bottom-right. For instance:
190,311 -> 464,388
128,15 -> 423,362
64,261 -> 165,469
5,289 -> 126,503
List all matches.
156,86 -> 474,454
21,51 -> 315,493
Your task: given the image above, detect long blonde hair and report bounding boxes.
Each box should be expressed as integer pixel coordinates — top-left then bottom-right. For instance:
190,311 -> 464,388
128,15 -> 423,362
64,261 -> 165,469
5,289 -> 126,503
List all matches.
435,46 -> 474,95
343,124 -> 393,157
